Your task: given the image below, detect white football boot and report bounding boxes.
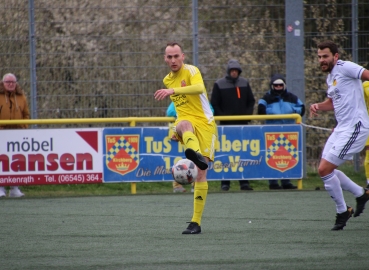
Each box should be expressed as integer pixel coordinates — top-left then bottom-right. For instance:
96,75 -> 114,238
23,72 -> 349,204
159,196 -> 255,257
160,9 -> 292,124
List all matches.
9,186 -> 25,198
0,187 -> 6,197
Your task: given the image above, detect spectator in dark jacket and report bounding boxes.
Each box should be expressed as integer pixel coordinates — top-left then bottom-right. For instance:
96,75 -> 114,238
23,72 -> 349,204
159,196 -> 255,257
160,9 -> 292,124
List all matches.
258,73 -> 305,190
211,59 -> 255,191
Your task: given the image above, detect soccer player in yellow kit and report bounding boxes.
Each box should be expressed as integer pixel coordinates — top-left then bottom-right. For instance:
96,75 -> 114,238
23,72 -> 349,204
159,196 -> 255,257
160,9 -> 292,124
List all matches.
154,42 -> 217,234
363,81 -> 369,188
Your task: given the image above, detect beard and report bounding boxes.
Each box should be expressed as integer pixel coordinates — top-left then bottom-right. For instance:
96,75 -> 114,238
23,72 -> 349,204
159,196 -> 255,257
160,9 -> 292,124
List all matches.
320,60 -> 335,73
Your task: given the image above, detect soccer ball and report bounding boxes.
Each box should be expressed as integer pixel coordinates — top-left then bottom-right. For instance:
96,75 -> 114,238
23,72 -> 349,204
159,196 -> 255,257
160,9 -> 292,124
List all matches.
172,159 -> 198,185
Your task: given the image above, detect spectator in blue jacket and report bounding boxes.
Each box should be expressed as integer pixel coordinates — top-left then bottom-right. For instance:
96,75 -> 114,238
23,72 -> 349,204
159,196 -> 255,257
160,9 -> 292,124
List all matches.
258,74 -> 305,189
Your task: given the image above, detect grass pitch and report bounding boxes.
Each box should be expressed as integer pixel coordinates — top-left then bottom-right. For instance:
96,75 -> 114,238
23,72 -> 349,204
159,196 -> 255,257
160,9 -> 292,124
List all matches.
1,190 -> 368,270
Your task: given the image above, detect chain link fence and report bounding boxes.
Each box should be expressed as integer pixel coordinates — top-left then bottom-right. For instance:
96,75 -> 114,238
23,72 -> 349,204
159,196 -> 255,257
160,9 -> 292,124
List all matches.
1,0 -> 369,167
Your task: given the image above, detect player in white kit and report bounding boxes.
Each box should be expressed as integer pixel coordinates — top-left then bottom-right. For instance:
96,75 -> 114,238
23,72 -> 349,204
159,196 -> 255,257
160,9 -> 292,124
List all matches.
310,41 -> 369,230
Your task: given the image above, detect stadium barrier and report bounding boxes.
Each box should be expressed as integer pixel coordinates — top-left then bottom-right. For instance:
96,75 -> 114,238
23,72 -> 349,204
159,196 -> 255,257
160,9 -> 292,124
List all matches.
0,114 -> 302,194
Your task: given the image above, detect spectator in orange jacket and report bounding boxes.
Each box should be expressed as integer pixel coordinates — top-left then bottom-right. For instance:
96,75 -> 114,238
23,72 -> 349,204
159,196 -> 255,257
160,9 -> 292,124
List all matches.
0,73 -> 30,197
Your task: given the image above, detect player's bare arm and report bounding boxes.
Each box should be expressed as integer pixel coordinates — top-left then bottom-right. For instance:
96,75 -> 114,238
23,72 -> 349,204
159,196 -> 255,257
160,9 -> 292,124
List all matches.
361,69 -> 369,81
310,98 -> 333,118
154,88 -> 174,101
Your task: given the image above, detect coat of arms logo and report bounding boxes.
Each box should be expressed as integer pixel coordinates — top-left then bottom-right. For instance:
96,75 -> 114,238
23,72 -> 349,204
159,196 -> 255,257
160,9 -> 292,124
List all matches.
265,132 -> 299,172
105,135 -> 140,176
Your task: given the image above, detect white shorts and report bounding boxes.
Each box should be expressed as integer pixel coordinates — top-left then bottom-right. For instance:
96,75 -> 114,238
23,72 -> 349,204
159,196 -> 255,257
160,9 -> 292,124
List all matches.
322,121 -> 369,166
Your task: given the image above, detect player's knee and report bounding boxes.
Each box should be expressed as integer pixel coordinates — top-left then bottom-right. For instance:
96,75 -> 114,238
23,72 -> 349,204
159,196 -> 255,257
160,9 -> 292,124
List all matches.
177,120 -> 193,132
318,165 -> 333,177
317,165 -> 326,177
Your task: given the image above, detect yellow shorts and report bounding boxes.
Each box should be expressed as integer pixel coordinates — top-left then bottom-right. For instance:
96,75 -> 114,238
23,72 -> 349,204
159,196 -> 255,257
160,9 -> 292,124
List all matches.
173,117 -> 218,162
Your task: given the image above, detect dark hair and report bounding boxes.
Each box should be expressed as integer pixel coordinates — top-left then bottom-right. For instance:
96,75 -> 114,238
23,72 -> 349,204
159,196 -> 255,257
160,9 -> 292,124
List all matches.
166,42 -> 183,51
317,41 -> 339,55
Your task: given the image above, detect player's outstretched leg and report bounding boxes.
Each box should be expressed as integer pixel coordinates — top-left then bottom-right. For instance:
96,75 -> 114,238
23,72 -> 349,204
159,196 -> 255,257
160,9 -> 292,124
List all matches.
331,206 -> 354,231
182,222 -> 201,234
354,188 -> 369,217
185,148 -> 208,170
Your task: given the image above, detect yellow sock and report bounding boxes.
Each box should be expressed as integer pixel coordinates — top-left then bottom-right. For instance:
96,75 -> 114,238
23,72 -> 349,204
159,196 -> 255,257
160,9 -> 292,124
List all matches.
365,150 -> 369,181
191,181 -> 208,225
182,131 -> 201,153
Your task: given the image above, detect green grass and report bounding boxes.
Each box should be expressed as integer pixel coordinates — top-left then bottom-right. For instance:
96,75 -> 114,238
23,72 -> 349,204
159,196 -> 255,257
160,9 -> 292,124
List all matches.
9,164 -> 367,197
1,190 -> 368,270
1,164 -> 368,269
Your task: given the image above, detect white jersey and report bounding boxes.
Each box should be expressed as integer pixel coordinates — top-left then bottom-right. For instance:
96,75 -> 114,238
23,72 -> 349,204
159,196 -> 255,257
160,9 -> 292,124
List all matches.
326,60 -> 369,131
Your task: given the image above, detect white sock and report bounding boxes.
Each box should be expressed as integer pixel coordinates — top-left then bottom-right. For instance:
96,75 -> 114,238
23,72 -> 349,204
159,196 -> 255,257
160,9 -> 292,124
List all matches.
322,172 -> 347,213
334,169 -> 364,197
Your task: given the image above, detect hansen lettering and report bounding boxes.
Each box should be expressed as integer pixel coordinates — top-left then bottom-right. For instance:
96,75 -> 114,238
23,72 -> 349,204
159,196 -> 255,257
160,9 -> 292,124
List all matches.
1,137 -> 93,172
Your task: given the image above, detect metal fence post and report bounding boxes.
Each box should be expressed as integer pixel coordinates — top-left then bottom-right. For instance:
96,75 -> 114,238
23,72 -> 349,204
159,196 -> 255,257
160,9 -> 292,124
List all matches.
192,0 -> 198,66
352,0 -> 360,172
286,0 -> 305,176
28,0 -> 38,123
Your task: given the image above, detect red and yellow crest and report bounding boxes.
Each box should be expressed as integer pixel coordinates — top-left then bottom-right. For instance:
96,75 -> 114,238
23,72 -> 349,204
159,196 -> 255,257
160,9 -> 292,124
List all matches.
105,135 -> 140,176
181,80 -> 187,87
265,132 -> 299,172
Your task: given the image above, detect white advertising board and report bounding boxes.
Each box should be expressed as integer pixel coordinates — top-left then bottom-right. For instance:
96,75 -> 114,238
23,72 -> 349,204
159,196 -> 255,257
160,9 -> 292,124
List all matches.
0,129 -> 102,186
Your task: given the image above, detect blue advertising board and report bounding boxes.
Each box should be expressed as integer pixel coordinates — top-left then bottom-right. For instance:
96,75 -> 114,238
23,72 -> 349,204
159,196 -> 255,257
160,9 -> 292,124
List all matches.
102,125 -> 303,182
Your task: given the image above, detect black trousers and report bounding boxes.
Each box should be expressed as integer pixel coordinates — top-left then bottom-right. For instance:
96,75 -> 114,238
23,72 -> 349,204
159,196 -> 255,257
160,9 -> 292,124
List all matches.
221,180 -> 250,187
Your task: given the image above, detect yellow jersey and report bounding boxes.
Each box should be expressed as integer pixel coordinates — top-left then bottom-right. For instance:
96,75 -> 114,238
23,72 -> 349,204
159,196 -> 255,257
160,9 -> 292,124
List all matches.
364,81 -> 369,113
163,64 -> 214,124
